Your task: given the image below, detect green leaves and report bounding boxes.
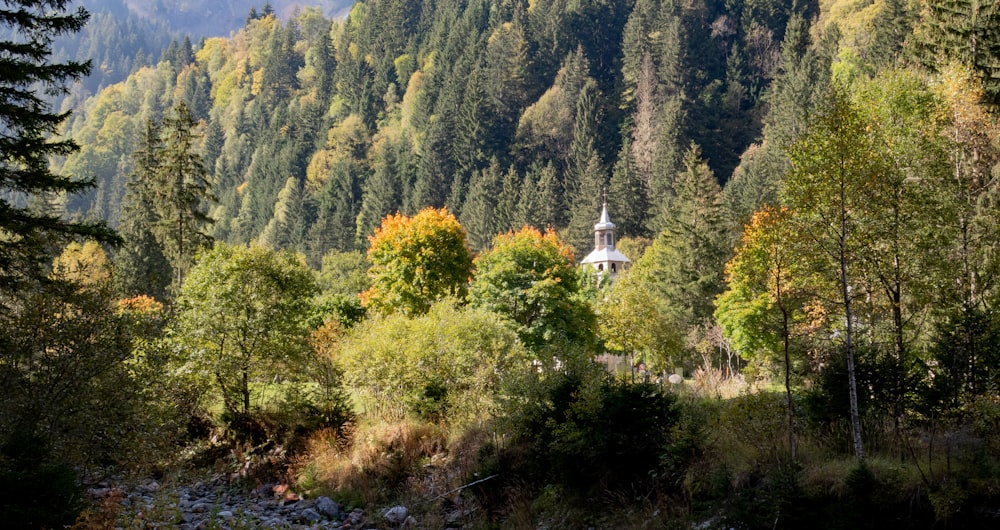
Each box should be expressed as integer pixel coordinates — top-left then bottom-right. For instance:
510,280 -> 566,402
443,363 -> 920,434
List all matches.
470,227 -> 595,353
172,243 -> 317,417
334,301 -> 525,423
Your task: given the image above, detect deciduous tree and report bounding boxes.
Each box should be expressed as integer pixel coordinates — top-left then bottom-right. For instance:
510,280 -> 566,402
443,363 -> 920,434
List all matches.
782,85 -> 890,461
171,243 -> 317,424
362,207 -> 473,316
470,227 -> 595,352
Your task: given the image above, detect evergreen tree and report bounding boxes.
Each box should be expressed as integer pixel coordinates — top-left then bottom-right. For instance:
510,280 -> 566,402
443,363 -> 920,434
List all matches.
113,119 -> 171,300
911,0 -> 1000,103
153,102 -> 214,290
356,145 -> 402,247
648,94 -> 685,231
495,165 -> 521,235
518,161 -> 562,230
460,160 -> 502,251
868,0 -> 914,68
609,137 -> 651,239
566,153 -> 607,254
258,176 -> 306,251
633,143 -> 727,356
0,0 -> 112,288
307,161 -> 361,261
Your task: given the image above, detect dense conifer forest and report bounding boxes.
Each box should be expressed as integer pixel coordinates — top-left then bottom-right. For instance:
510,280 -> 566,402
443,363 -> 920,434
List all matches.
4,0 -> 1000,528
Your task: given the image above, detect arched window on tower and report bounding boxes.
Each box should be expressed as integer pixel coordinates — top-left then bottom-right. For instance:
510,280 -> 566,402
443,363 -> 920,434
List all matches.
611,263 -> 617,273
605,233 -> 613,247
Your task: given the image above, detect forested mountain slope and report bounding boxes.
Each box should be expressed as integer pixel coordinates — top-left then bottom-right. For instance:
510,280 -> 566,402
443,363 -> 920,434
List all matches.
58,0 -> 809,261
115,0 -> 353,36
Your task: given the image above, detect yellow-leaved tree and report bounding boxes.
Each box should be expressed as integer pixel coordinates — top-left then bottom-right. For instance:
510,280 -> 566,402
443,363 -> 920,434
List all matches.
362,207 -> 473,316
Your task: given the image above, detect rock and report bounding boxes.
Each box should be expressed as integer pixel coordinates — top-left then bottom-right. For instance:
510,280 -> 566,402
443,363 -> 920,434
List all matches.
254,482 -> 277,497
403,515 -> 418,527
217,510 -> 233,519
316,496 -> 340,519
138,479 -> 161,493
668,373 -> 684,384
300,508 -> 323,523
384,505 -> 408,525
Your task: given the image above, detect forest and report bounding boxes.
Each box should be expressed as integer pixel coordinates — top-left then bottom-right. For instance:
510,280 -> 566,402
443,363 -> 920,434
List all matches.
3,0 -> 1000,527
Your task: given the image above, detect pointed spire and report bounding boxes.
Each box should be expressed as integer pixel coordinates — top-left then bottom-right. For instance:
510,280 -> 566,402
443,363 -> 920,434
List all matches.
595,202 -> 614,230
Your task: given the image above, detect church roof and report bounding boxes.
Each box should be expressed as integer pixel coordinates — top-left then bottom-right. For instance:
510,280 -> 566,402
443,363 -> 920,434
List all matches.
594,203 -> 615,231
581,247 -> 631,265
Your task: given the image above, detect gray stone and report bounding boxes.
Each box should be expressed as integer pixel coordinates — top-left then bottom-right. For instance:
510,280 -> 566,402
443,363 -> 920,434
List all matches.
217,510 -> 233,519
384,505 -> 408,525
668,373 -> 684,384
316,496 -> 340,519
301,508 -> 323,523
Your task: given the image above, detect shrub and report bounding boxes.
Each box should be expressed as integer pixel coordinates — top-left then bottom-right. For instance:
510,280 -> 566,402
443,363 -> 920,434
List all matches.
333,301 -> 526,422
498,365 -> 681,500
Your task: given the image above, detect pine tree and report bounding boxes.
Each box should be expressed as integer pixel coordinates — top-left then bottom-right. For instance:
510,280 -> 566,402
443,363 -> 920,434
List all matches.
636,143 -> 727,342
0,0 -> 113,288
911,0 -> 1000,103
495,165 -> 521,235
566,153 -> 607,254
609,137 -> 651,239
356,146 -> 402,247
258,177 -> 306,251
868,0 -> 914,68
518,161 -> 562,230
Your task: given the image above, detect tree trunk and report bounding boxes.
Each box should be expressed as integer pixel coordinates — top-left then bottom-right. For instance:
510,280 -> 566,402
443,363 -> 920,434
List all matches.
782,302 -> 796,460
840,187 -> 865,461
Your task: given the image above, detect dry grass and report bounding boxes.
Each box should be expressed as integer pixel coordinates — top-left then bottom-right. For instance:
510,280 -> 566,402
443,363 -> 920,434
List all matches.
294,418 -> 494,518
689,367 -> 750,399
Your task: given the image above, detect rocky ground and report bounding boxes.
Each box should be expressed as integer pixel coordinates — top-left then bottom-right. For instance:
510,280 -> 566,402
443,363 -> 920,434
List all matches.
87,475 -> 418,529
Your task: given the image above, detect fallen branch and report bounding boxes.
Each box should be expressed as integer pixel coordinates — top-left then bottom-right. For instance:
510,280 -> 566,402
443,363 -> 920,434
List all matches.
428,474 -> 499,502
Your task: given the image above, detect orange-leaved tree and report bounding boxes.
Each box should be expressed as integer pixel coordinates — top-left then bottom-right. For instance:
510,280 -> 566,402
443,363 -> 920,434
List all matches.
362,207 -> 473,316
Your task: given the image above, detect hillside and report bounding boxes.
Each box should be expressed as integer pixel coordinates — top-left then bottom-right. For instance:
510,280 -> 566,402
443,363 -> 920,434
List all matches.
59,0 -> 807,261
5,0 -> 1000,527
116,0 -> 354,36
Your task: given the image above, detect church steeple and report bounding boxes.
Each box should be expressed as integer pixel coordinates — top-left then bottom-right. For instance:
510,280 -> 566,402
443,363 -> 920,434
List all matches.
594,202 -> 615,251
581,202 -> 631,277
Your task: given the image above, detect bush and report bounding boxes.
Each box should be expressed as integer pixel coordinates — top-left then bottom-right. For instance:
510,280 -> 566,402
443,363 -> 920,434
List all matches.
333,301 -> 525,423
498,365 -> 681,500
0,432 -> 83,529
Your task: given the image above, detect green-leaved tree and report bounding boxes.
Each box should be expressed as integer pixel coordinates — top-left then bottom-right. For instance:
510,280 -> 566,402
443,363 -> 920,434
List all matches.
172,243 -> 317,427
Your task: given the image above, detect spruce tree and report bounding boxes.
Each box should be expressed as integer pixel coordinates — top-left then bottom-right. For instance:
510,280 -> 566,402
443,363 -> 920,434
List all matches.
495,165 -> 521,235
609,137 -> 651,239
0,0 -> 113,288
113,119 -> 171,300
460,161 -> 501,251
518,162 -> 562,230
153,102 -> 214,290
566,153 -> 607,254
911,0 -> 1000,103
637,143 -> 727,341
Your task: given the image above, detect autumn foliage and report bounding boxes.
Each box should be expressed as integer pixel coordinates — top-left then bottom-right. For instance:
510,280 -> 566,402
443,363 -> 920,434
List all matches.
362,207 -> 473,316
